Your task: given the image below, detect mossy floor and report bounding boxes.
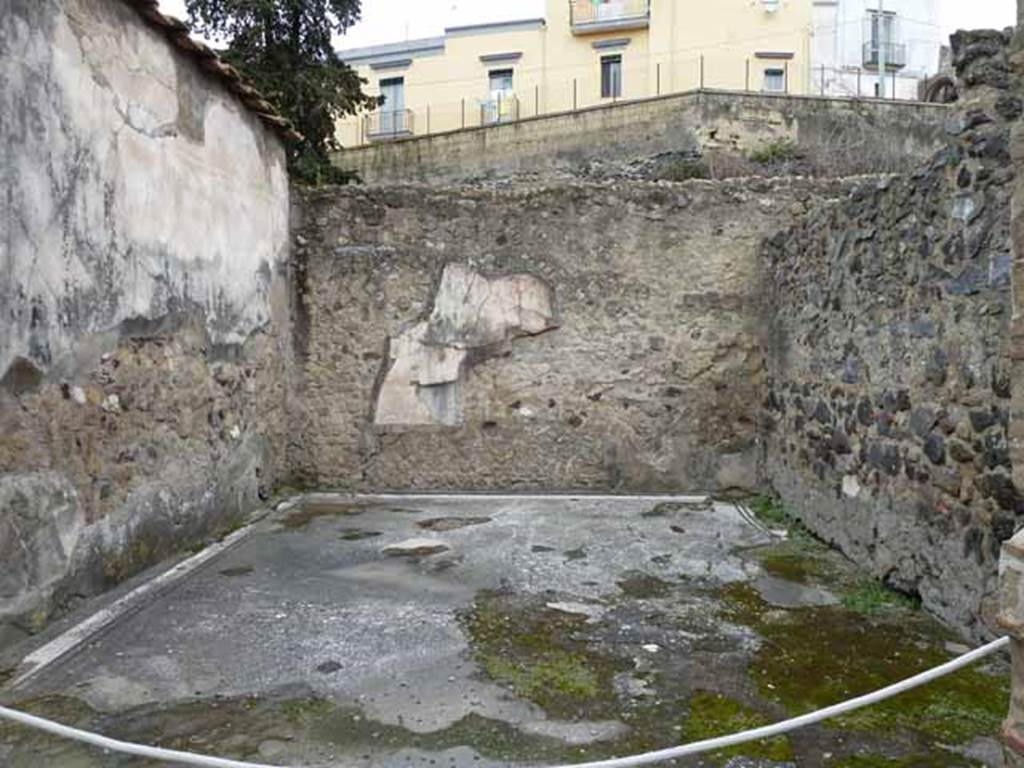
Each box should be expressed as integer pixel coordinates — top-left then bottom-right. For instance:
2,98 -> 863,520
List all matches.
0,495 -> 1010,768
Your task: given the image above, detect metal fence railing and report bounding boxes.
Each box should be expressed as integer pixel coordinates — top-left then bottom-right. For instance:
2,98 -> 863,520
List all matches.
862,41 -> 908,69
339,55 -> 941,149
363,109 -> 415,142
480,95 -> 520,125
569,0 -> 651,30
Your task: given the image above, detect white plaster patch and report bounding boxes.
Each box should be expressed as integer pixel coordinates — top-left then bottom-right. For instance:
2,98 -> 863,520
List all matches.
375,264 -> 557,426
842,474 -> 862,498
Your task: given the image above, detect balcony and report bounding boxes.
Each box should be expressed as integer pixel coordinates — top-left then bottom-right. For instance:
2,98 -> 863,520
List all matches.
862,41 -> 907,70
364,109 -> 415,141
481,95 -> 520,125
570,0 -> 650,35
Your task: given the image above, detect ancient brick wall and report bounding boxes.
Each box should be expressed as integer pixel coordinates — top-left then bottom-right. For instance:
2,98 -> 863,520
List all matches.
293,177 -> 861,494
762,30 -> 1020,637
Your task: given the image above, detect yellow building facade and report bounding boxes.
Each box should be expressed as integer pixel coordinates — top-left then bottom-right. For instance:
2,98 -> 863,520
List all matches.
336,0 -> 813,147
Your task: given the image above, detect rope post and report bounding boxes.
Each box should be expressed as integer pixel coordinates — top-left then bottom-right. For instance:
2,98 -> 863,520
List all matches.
999,531 -> 1024,765
426,105 -> 430,135
699,55 -> 704,89
784,61 -> 789,94
535,84 -> 539,117
891,70 -> 897,100
745,58 -> 750,92
857,67 -> 862,97
497,92 -> 502,123
573,78 -> 577,111
656,62 -> 661,96
461,98 -> 465,129
820,64 -> 825,96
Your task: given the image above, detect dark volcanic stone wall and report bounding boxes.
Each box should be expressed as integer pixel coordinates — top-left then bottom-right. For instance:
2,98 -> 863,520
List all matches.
762,30 -> 1019,637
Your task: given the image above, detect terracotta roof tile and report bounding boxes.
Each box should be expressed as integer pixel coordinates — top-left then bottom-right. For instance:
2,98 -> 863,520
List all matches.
119,0 -> 303,143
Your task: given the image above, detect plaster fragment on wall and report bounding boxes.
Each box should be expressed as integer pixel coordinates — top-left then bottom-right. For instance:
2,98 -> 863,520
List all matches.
375,264 -> 557,427
842,474 -> 862,498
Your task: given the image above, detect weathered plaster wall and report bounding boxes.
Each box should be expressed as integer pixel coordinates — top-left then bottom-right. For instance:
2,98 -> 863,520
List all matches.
293,177 -> 862,493
0,0 -> 292,640
333,90 -> 950,185
762,30 -> 1020,638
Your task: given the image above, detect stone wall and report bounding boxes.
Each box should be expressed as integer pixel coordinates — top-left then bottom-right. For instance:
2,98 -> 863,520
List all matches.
293,176 -> 861,493
0,0 -> 292,640
761,30 -> 1020,638
333,90 -> 950,185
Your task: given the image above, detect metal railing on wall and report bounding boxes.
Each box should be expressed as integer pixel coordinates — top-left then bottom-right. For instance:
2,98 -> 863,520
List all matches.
342,54 -> 937,149
362,108 -> 415,143
569,0 -> 651,30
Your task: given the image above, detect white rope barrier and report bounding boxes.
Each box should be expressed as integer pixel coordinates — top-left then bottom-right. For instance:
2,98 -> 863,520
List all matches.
0,636 -> 1010,768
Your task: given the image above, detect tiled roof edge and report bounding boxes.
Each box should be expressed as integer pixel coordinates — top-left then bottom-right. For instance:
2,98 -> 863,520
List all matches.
120,0 -> 304,143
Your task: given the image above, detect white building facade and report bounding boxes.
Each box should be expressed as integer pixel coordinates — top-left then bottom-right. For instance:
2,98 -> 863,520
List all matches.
811,0 -> 943,100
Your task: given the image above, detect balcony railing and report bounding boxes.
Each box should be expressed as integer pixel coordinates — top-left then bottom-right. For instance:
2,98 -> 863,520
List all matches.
569,0 -> 650,34
862,41 -> 907,70
364,109 -> 415,141
480,95 -> 520,125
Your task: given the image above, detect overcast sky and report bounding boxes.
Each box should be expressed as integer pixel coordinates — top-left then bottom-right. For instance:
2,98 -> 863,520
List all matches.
159,0 -> 1016,51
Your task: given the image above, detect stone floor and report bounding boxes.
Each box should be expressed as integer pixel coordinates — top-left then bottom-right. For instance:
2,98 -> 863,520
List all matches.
0,494 -> 1011,767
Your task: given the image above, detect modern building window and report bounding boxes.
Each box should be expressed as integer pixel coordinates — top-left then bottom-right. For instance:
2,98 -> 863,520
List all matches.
378,77 -> 406,134
763,68 -> 785,93
485,68 -> 515,123
601,54 -> 622,98
869,10 -> 896,50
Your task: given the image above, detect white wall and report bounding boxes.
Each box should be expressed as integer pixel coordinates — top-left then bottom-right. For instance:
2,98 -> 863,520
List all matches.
0,0 -> 291,380
811,0 -> 943,99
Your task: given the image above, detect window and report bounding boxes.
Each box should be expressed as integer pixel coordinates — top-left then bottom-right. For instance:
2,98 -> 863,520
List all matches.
378,77 -> 406,134
601,55 -> 622,98
489,68 -> 514,96
486,69 -> 515,123
763,68 -> 785,93
869,10 -> 896,49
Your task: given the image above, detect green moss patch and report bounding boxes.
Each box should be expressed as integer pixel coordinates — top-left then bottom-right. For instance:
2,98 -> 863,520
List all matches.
840,579 -> 920,615
460,592 -> 624,719
832,752 -> 972,767
683,691 -> 794,764
757,550 -> 828,584
748,495 -> 790,527
717,582 -> 1009,752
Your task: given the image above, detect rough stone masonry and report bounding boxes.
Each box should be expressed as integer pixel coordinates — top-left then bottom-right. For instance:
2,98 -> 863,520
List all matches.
292,177 -> 864,493
4,0 -> 1024,656
0,0 -> 293,643
762,29 -> 1020,637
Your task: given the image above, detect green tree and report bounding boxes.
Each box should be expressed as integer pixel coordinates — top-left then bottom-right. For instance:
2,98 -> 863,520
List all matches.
184,0 -> 378,183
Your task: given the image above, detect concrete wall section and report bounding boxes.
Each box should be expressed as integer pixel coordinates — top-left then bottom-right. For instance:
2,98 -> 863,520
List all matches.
0,0 -> 292,640
293,177 -> 861,494
334,90 -> 950,184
